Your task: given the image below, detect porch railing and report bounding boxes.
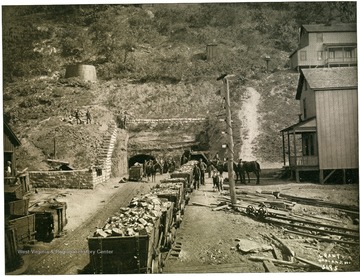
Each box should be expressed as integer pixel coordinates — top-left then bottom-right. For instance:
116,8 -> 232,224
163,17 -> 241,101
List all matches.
289,155 -> 318,167
325,57 -> 357,65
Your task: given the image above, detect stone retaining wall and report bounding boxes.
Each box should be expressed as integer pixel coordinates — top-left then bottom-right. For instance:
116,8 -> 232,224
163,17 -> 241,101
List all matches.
29,169 -> 107,189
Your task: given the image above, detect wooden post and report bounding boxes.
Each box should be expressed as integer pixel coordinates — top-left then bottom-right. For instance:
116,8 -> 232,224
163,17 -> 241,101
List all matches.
54,137 -> 56,159
319,169 -> 324,184
342,169 -> 346,184
282,132 -> 286,166
287,132 -> 291,167
224,77 -> 237,206
292,130 -> 299,182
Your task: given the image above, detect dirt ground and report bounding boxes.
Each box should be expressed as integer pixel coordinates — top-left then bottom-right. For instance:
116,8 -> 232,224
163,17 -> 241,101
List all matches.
14,170 -> 359,274
163,176 -> 359,273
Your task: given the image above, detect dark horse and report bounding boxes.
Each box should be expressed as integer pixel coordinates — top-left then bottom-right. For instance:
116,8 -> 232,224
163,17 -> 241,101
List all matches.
237,160 -> 261,184
144,160 -> 162,182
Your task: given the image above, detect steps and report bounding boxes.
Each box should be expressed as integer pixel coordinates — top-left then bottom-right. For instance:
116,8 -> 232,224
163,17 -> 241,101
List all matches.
95,120 -> 118,181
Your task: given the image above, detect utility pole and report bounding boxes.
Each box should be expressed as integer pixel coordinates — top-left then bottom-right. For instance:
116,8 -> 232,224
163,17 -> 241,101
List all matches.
54,137 -> 56,159
223,75 -> 237,206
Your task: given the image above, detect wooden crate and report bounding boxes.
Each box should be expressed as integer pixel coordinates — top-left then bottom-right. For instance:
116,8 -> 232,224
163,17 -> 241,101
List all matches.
5,198 -> 29,216
4,185 -> 25,202
88,218 -> 161,274
7,214 -> 36,245
29,201 -> 67,241
4,174 -> 30,202
5,226 -> 23,273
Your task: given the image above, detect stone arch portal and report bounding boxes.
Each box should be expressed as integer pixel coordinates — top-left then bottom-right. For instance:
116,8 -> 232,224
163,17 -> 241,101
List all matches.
128,154 -> 156,168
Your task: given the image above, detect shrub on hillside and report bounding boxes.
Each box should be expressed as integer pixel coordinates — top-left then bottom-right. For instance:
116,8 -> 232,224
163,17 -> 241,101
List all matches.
52,87 -> 65,98
59,77 -> 92,89
19,97 -> 39,108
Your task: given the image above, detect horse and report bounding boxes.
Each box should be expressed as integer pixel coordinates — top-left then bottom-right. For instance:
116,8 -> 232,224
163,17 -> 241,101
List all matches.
219,161 -> 238,179
145,160 -> 154,181
152,161 -> 163,181
237,160 -> 261,184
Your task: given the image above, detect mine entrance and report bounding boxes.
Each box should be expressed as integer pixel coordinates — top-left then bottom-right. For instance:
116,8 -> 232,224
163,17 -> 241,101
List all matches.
128,154 -> 155,168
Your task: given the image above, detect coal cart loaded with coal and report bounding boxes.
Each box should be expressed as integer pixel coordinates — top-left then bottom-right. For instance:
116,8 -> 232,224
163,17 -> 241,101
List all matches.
128,163 -> 144,181
87,194 -> 174,274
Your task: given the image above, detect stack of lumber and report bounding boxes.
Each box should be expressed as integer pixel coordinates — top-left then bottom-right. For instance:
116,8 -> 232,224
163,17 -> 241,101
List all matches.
220,190 -> 359,245
93,194 -> 170,238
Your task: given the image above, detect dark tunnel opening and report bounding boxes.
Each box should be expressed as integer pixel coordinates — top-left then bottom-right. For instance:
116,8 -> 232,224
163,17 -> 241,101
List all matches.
128,154 -> 155,168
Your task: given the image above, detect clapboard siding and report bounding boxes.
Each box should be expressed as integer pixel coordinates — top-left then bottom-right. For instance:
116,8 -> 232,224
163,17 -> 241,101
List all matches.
4,134 -> 15,153
316,89 -> 358,169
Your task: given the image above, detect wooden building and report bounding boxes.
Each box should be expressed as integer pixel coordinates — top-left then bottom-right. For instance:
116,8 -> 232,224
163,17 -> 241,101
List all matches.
4,121 -> 21,176
281,67 -> 358,183
289,23 -> 357,71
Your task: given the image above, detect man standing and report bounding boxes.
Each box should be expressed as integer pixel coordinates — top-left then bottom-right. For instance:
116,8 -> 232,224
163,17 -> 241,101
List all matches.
5,161 -> 12,185
75,109 -> 82,124
86,109 -> 92,124
193,163 -> 201,190
198,158 -> 207,186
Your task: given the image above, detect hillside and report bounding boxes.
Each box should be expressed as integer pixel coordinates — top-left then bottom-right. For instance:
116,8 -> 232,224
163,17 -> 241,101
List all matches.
2,3 -> 356,170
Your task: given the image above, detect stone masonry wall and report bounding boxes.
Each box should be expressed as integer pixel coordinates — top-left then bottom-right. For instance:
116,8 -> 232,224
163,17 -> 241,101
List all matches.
29,169 -> 112,189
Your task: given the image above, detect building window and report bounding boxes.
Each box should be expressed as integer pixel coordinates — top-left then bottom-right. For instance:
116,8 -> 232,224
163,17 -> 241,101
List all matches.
303,98 -> 307,119
300,51 -> 307,61
316,33 -> 323,42
329,49 -> 335,59
317,51 -> 323,61
344,48 -> 353,58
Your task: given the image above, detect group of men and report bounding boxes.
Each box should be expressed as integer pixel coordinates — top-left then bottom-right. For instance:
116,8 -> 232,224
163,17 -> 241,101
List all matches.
75,108 -> 92,124
192,158 -> 223,191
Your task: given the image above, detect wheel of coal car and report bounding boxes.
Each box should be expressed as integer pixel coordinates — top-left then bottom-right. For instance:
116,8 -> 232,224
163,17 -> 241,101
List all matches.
166,233 -> 172,249
258,207 -> 267,218
246,205 -> 255,215
151,257 -> 159,274
180,203 -> 185,215
158,252 -> 163,272
176,214 -> 182,228
171,227 -> 177,242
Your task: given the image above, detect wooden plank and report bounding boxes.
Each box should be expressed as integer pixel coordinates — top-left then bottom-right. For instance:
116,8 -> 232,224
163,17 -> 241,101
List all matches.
269,214 -> 359,233
295,256 -> 329,271
191,202 -> 211,208
46,159 -> 70,165
270,234 -> 295,261
337,208 -> 359,215
263,260 -> 278,272
248,256 -> 301,266
266,217 -> 359,239
283,229 -> 359,245
280,193 -> 358,212
323,169 -> 336,183
305,214 -> 343,224
271,244 -> 282,260
212,205 -> 229,211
